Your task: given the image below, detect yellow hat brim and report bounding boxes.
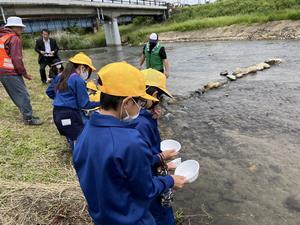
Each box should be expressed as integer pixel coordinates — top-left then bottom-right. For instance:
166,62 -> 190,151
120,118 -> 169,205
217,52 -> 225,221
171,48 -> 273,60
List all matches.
159,87 -> 173,98
141,68 -> 172,98
69,55 -> 96,72
141,93 -> 159,102
70,58 -> 96,71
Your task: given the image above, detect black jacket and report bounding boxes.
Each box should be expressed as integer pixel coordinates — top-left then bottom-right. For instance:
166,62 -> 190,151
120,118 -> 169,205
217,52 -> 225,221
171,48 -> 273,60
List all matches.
35,37 -> 59,63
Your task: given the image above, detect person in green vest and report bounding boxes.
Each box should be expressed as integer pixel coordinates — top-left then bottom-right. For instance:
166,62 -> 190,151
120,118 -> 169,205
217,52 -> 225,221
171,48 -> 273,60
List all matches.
139,33 -> 170,78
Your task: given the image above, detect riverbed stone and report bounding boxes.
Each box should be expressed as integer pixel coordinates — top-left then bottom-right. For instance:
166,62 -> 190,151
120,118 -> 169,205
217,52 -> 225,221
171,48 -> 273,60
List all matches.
220,70 -> 229,76
204,81 -> 222,90
233,67 -> 256,77
256,62 -> 271,70
235,73 -> 247,78
233,62 -> 271,78
284,194 -> 300,212
164,113 -> 175,121
227,74 -> 237,81
265,58 -> 283,65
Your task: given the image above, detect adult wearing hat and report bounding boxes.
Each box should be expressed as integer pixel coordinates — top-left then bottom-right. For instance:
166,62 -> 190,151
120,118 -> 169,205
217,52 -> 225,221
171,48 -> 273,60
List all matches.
73,62 -> 186,225
50,52 -> 100,146
35,29 -> 60,84
0,16 -> 42,125
139,33 -> 170,78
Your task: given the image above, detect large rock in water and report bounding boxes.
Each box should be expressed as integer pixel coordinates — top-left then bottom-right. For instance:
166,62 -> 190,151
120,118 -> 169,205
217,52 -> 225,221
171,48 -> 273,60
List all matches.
204,81 -> 222,90
204,79 -> 228,91
226,74 -> 236,81
265,58 -> 282,65
233,63 -> 271,78
255,62 -> 271,70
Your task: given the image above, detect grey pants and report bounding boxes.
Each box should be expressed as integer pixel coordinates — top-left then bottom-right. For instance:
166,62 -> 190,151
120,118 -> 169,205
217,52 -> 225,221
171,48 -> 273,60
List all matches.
0,75 -> 33,119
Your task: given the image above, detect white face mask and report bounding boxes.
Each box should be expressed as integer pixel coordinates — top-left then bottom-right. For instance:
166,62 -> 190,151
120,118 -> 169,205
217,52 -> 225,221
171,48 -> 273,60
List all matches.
122,98 -> 141,122
56,64 -> 62,69
80,67 -> 89,80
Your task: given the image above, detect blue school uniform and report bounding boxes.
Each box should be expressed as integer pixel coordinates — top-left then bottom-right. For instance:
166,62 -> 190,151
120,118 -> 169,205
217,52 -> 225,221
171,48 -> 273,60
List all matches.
46,73 -> 100,109
46,73 -> 101,140
73,112 -> 174,225
135,109 -> 176,225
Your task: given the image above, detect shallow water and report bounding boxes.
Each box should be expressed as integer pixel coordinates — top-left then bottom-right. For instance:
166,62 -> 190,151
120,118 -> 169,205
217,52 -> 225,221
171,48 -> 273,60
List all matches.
64,40 -> 300,224
63,40 -> 300,95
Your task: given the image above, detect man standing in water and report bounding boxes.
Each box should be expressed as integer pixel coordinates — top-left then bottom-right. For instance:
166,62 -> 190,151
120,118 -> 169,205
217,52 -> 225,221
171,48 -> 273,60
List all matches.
140,33 -> 170,78
0,17 -> 43,125
35,29 -> 59,84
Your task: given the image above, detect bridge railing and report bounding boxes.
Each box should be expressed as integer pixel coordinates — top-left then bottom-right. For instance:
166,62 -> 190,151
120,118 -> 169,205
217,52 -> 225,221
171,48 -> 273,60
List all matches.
89,0 -> 167,6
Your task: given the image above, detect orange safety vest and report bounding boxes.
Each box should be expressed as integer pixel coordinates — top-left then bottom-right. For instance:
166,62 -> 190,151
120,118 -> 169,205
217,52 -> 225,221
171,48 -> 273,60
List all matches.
0,33 -> 15,70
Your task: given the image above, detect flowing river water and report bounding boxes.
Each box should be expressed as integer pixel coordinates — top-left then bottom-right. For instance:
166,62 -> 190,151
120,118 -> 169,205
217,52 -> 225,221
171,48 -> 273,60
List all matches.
63,40 -> 300,225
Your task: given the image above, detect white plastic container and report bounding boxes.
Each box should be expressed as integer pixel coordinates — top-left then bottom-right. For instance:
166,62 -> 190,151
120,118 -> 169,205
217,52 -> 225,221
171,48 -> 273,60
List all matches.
170,158 -> 182,168
160,139 -> 181,152
174,160 -> 200,183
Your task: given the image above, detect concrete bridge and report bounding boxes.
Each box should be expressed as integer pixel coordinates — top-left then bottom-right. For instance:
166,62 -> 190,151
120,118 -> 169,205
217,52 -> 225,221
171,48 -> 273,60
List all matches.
0,0 -> 168,45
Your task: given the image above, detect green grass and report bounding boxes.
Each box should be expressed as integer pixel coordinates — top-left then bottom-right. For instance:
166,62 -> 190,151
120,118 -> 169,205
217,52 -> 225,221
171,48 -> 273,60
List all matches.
0,50 -> 75,183
173,0 -> 300,21
120,8 -> 300,45
23,29 -> 106,50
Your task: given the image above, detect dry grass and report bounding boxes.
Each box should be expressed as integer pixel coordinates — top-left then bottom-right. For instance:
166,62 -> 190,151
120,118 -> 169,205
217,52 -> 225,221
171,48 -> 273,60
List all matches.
0,50 -> 74,183
0,180 -> 91,225
0,50 -> 90,224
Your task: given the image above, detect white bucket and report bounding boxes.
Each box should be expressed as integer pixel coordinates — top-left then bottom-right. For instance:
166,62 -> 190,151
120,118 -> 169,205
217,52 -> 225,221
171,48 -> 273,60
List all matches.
174,160 -> 200,183
160,139 -> 181,152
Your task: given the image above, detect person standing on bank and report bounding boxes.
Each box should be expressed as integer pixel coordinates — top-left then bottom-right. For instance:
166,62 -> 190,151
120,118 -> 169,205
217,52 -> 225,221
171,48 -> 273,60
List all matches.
0,16 -> 43,125
73,62 -> 186,225
139,33 -> 170,78
35,29 -> 59,84
135,69 -> 177,225
51,52 -> 101,146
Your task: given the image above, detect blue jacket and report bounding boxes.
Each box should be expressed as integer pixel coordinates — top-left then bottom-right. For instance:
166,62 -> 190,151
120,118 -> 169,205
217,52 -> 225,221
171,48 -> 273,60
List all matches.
135,109 -> 162,169
46,73 -> 100,110
73,112 -> 174,225
135,109 -> 176,225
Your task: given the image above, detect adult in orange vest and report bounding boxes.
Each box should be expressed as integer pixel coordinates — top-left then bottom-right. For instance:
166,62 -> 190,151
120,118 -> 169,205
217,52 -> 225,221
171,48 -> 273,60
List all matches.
0,17 -> 43,125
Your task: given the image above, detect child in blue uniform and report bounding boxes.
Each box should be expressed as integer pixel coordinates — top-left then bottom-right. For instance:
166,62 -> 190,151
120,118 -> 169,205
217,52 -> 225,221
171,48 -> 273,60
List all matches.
46,52 -> 101,144
135,68 -> 177,225
73,62 -> 186,225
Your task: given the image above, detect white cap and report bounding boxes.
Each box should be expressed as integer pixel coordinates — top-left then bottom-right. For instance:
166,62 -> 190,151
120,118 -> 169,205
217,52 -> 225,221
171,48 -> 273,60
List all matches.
149,33 -> 158,43
5,17 -> 26,28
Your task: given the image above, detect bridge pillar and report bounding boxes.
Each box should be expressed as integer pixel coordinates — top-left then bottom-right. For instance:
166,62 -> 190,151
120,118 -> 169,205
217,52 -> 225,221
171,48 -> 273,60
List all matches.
103,18 -> 121,46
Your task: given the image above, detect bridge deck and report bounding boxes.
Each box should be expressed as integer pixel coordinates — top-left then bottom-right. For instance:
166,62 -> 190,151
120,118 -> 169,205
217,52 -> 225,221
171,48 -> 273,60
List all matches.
0,0 -> 168,9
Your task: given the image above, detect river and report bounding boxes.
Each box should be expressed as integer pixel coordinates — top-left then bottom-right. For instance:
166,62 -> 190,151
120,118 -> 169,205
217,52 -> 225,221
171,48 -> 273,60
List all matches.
63,40 -> 300,225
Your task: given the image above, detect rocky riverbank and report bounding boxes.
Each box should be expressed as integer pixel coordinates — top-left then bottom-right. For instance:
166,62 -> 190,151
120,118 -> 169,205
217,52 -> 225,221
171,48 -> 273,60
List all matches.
159,20 -> 300,43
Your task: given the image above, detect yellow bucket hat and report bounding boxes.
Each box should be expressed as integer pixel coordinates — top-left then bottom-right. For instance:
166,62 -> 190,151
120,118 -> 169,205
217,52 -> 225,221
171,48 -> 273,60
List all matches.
69,52 -> 96,71
141,68 -> 173,98
89,91 -> 101,102
98,62 -> 158,101
86,80 -> 99,92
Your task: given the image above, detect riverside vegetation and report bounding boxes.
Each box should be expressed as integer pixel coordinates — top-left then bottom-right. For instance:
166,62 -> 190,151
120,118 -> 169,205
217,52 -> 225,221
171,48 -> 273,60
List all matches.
22,0 -> 300,49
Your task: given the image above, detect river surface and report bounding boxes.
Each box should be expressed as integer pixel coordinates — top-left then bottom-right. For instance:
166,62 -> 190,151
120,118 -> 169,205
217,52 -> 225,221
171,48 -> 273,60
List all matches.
63,40 -> 300,225
63,40 -> 300,95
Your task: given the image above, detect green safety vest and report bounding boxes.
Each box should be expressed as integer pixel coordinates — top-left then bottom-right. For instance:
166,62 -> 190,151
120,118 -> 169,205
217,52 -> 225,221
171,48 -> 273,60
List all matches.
144,42 -> 164,71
